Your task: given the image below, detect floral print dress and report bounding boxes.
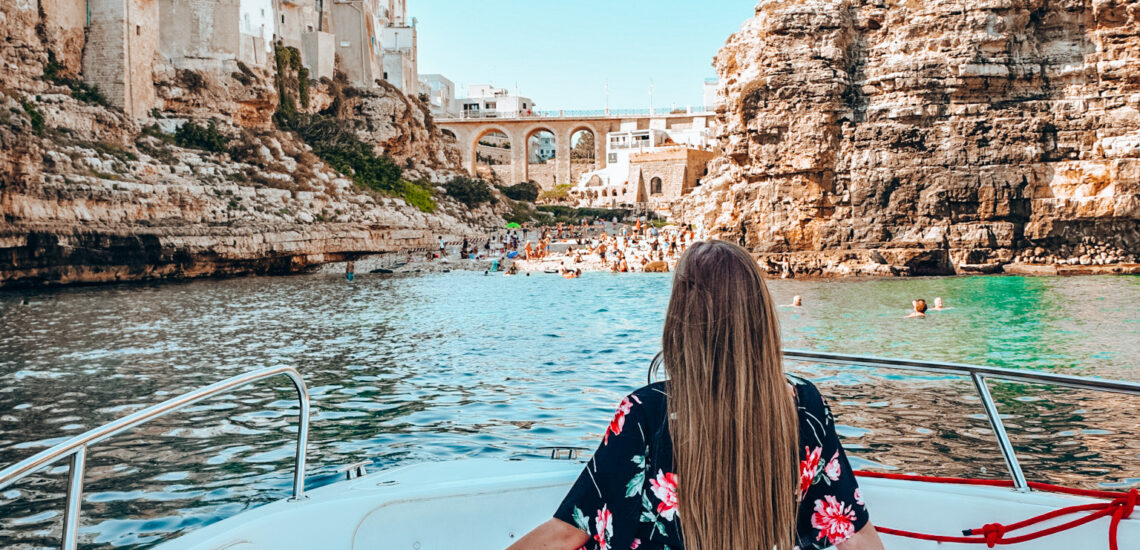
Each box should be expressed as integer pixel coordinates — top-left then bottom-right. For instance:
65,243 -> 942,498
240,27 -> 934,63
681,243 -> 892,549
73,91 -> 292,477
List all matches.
554,376 -> 869,550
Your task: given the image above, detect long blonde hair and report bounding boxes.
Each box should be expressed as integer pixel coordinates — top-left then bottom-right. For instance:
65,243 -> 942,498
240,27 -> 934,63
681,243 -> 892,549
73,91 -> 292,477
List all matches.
662,240 -> 799,550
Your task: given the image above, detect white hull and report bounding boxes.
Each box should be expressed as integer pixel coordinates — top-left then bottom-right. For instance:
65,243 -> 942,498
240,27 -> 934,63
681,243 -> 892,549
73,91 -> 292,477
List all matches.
158,458 -> 1139,550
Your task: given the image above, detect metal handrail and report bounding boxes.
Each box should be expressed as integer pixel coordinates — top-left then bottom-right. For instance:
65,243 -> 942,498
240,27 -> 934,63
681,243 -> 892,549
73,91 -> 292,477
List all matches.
780,350 -> 1140,492
0,366 -> 310,550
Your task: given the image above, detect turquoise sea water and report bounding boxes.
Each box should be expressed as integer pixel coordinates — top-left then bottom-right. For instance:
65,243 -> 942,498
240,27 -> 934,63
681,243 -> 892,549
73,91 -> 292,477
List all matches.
0,272 -> 1137,548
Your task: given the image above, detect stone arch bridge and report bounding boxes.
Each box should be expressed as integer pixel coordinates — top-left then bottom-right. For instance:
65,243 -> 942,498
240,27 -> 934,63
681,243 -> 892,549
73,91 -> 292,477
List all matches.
437,111 -> 713,187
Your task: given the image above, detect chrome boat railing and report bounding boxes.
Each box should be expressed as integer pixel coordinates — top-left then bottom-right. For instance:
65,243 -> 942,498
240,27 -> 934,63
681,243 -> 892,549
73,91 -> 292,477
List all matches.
781,350 -> 1140,493
3,353 -> 1138,549
0,366 -> 310,550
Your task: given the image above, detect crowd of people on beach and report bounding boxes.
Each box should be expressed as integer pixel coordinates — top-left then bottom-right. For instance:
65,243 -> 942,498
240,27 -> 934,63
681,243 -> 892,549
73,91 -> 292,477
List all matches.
549,220 -> 698,274
428,218 -> 704,276
345,226 -> 957,319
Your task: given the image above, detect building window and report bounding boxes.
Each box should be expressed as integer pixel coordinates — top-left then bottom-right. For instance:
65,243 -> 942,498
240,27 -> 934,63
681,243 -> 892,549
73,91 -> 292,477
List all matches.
281,15 -> 285,24
607,153 -> 617,164
650,177 -> 663,195
485,102 -> 496,110
136,25 -> 140,36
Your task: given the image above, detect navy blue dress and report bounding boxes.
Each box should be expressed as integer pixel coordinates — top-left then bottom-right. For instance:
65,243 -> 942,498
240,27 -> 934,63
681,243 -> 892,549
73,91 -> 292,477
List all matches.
554,376 -> 870,549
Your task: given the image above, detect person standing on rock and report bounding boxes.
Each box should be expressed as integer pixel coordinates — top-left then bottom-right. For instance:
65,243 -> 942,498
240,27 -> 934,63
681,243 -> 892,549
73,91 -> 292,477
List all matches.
438,236 -> 445,259
345,260 -> 355,282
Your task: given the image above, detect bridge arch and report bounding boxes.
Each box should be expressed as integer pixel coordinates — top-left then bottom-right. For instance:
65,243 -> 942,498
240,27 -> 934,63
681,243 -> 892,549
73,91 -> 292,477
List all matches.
468,125 -> 519,183
523,125 -> 559,187
569,126 -> 599,187
439,115 -> 665,190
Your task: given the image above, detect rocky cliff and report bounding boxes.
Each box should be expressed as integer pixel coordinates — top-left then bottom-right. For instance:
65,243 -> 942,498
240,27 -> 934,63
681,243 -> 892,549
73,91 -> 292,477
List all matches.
683,0 -> 1140,276
0,2 -> 497,288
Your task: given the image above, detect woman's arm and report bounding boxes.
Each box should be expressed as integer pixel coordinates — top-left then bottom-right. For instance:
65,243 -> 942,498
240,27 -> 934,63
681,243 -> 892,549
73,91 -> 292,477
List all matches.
506,518 -> 589,550
837,523 -> 885,550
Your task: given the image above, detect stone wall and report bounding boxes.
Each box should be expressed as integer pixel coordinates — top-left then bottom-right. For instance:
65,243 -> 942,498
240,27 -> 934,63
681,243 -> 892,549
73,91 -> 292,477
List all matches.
302,31 -> 336,80
570,162 -> 594,185
681,0 -> 1140,277
84,0 -> 159,118
528,162 -> 557,188
39,0 -> 87,73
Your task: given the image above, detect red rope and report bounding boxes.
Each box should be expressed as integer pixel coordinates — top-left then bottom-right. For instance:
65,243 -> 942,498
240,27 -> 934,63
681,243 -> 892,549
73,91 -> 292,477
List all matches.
853,471 -> 1138,549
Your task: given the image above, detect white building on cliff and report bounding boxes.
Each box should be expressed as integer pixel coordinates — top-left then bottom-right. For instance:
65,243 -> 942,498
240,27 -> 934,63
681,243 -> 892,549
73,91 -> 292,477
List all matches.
76,0 -> 420,119
457,85 -> 537,119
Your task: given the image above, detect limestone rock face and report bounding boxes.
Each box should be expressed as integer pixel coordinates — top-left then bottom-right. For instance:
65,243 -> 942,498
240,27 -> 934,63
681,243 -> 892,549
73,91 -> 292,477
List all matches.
0,2 -> 501,288
683,0 -> 1140,276
347,81 -> 464,173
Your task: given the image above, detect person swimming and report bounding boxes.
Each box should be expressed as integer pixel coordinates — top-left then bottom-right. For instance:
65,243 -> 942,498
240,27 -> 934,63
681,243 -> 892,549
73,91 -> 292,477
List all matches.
781,295 -> 803,308
906,299 -> 928,318
932,296 -> 948,310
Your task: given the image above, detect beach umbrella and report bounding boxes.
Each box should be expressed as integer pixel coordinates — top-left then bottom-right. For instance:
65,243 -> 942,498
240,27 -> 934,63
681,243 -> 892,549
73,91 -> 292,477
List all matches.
506,222 -> 522,229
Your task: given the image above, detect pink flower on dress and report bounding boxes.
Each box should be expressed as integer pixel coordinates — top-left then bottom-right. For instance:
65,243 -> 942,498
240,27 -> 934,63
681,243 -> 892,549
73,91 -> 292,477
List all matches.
630,539 -> 641,549
594,505 -> 613,550
824,451 -> 842,482
800,446 -> 822,497
649,470 -> 679,521
854,488 -> 865,506
604,397 -> 633,445
811,495 -> 857,545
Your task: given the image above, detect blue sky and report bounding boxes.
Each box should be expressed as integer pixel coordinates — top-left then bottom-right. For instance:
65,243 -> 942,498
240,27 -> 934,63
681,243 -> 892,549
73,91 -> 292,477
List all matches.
409,1 -> 753,110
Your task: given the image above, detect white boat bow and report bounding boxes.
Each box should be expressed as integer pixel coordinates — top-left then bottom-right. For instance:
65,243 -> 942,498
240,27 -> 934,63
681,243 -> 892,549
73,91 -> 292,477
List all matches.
1,351 -> 1137,550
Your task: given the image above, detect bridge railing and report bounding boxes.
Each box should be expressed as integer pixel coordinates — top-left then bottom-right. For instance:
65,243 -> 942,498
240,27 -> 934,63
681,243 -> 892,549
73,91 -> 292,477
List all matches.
443,106 -> 715,121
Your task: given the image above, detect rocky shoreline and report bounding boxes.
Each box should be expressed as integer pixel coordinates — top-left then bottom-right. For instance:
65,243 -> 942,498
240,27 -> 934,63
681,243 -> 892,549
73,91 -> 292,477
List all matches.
0,2 -> 508,290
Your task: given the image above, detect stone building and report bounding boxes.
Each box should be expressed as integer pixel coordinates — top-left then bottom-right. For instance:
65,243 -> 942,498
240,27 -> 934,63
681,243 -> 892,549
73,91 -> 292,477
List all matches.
568,115 -> 716,216
71,0 -> 418,121
574,146 -> 714,217
331,0 -> 418,90
85,0 -> 160,119
419,74 -> 459,118
458,85 -> 537,119
277,0 -> 335,80
157,0 -> 275,70
628,148 -> 715,215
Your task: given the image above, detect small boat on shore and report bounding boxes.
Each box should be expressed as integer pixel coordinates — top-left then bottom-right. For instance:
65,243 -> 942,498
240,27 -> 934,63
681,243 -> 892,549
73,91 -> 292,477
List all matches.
1,351 -> 1137,550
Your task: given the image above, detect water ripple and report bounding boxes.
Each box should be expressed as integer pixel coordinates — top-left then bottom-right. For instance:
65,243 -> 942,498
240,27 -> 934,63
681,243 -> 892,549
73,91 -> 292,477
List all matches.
0,272 -> 1137,548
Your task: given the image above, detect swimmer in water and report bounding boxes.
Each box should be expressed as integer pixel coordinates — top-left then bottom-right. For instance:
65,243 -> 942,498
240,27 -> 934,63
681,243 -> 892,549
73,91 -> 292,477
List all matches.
780,295 -> 803,308
932,296 -> 948,310
906,299 -> 928,318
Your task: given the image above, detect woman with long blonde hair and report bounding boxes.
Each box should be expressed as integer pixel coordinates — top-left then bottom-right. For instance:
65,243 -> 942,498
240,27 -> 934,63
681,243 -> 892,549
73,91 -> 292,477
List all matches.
510,240 -> 884,549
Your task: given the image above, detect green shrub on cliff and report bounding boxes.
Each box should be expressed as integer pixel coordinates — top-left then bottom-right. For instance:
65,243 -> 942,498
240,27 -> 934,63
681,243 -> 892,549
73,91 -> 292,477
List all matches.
43,52 -> 108,107
504,200 -> 537,225
274,44 -> 310,126
500,181 -> 540,202
539,184 -> 573,203
175,120 -> 228,153
269,43 -> 435,213
400,180 -> 436,213
20,100 -> 44,135
316,139 -> 403,193
444,176 -> 495,208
